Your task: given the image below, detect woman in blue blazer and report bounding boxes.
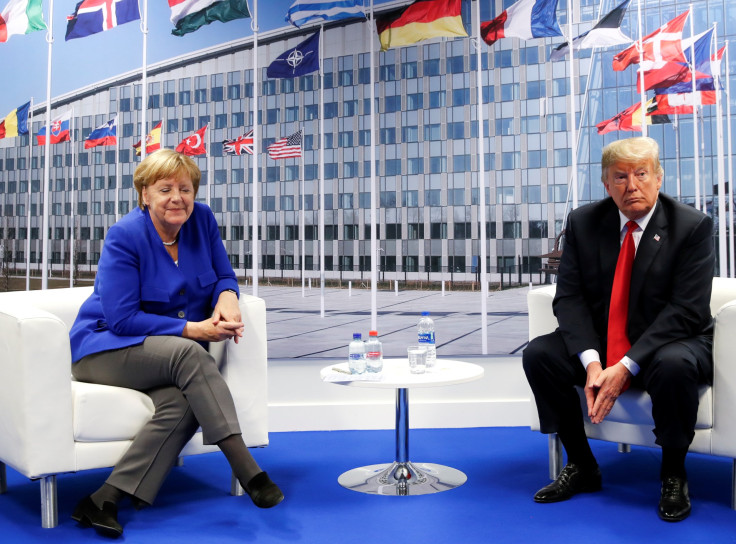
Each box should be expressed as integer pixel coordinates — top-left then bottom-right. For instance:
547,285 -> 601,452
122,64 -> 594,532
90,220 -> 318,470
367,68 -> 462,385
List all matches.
69,149 -> 283,538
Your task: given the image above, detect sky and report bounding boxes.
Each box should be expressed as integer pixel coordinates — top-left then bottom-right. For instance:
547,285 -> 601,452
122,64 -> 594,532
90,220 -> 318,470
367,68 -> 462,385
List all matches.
1,0 -> 389,114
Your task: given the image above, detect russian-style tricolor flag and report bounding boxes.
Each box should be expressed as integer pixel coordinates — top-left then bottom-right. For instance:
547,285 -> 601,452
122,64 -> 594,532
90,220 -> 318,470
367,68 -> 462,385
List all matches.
481,0 -> 561,46
84,116 -> 117,149
37,110 -> 72,145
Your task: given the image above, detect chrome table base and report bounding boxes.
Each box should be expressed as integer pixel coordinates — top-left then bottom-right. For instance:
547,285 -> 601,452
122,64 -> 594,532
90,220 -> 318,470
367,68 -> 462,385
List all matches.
338,460 -> 467,495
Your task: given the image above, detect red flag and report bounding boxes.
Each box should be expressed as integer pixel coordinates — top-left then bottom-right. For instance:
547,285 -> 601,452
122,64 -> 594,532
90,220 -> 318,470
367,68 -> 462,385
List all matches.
612,10 -> 689,71
596,98 -> 669,134
653,91 -> 716,115
176,125 -> 207,156
133,121 -> 162,156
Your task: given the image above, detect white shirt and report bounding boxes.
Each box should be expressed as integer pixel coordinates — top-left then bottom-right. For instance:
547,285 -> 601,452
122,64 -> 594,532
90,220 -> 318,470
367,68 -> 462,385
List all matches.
578,202 -> 658,376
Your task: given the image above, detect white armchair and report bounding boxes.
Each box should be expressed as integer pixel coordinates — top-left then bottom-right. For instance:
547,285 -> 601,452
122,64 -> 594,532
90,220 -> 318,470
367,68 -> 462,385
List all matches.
527,277 -> 736,509
0,286 -> 269,528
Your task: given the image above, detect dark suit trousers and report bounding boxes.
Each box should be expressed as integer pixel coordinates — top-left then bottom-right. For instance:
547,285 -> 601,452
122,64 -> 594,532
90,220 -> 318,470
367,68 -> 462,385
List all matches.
523,330 -> 713,451
72,335 -> 242,505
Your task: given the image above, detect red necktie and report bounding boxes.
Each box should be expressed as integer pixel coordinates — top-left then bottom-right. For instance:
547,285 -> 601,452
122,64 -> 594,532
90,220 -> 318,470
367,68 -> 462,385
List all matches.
607,220 -> 638,367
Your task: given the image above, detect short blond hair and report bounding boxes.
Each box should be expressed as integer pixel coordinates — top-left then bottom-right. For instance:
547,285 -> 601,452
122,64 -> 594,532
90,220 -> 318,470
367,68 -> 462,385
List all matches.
133,149 -> 201,209
601,137 -> 664,182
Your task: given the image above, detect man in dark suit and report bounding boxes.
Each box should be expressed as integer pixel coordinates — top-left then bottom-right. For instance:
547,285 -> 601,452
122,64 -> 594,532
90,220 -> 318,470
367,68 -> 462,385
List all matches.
523,136 -> 714,521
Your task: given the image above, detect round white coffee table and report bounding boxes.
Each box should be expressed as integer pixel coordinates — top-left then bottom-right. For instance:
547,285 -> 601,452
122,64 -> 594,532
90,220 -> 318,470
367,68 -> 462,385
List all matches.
320,358 -> 484,496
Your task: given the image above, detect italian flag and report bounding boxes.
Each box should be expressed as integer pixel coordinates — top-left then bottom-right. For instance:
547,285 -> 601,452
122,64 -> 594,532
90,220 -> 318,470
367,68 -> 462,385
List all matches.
168,0 -> 250,37
0,0 -> 46,43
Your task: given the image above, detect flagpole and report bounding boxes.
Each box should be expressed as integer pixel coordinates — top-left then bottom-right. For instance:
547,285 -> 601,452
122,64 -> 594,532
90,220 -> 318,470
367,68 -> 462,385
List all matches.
300,125 -> 305,297
725,42 -> 734,277
140,0 -> 148,161
41,0 -> 55,290
689,5 -> 700,211
473,0 -> 488,354
26,98 -> 33,291
319,23 -> 325,319
712,25 -> 726,277
566,0 -> 578,209
674,115 -> 681,199
635,0 -> 646,137
115,116 -> 120,222
206,122 -> 212,207
69,111 -> 76,288
251,1 -> 260,297
369,1 -> 377,330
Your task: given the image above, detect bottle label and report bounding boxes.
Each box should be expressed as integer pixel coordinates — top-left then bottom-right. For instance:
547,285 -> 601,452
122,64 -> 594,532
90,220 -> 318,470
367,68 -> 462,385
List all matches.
366,351 -> 381,359
349,353 -> 363,360
418,332 -> 435,344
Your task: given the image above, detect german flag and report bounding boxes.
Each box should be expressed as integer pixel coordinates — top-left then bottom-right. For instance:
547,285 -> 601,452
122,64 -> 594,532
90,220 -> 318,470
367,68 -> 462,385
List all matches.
376,0 -> 467,52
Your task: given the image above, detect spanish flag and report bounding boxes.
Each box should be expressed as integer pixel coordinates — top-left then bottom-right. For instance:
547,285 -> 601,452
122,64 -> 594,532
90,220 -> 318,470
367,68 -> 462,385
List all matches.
376,0 -> 467,52
133,121 -> 162,156
0,101 -> 30,139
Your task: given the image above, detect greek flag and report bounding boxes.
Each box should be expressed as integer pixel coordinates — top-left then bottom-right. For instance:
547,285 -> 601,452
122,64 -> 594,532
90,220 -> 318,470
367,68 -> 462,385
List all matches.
286,0 -> 366,28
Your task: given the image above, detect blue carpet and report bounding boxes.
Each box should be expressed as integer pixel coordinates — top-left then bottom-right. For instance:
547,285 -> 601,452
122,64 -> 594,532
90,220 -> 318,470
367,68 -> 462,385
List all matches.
2,427 -> 736,543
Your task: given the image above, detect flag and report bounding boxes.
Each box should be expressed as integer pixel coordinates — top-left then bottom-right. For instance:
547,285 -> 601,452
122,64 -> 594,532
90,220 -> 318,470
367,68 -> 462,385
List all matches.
133,121 -> 162,156
636,27 -> 713,92
550,0 -> 631,61
223,130 -> 253,155
596,98 -> 669,135
0,101 -> 30,139
0,0 -> 46,42
267,130 -> 302,160
267,31 -> 320,79
653,91 -> 716,115
612,9 -> 689,71
37,111 -> 72,145
65,0 -> 140,41
376,0 -> 467,52
481,0 -> 561,47
176,125 -> 207,156
168,0 -> 250,37
84,116 -> 117,149
286,0 -> 365,28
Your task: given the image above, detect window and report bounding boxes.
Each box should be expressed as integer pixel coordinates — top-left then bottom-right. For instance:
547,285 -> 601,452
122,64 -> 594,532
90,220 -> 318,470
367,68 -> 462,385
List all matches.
426,189 -> 441,206
402,61 -> 418,78
385,95 -> 401,112
402,126 -> 419,142
429,91 -> 446,108
451,88 -> 470,106
529,220 -> 548,238
448,122 -> 464,139
503,221 -> 521,238
430,222 -> 447,239
385,223 -> 401,239
385,159 -> 401,176
380,128 -> 396,144
407,223 -> 424,239
406,93 -> 423,110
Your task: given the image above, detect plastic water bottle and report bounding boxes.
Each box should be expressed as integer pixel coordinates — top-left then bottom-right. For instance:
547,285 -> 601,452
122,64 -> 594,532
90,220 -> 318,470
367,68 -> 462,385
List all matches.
417,312 -> 436,369
348,333 -> 366,374
365,330 -> 383,373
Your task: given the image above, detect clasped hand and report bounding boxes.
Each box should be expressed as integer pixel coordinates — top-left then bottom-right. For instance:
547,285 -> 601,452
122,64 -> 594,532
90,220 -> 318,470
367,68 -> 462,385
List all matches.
184,291 -> 244,343
584,362 -> 631,424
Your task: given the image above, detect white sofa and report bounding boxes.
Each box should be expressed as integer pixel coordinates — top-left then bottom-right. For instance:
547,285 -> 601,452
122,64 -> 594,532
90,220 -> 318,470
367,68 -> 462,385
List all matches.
0,286 -> 269,527
527,276 -> 736,509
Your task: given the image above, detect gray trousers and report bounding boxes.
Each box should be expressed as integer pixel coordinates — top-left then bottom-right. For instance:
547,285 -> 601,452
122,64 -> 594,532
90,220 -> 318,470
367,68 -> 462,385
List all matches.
72,336 -> 242,505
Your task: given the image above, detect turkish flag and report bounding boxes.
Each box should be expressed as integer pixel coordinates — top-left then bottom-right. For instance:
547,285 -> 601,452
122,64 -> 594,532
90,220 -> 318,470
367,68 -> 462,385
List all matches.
176,125 -> 207,156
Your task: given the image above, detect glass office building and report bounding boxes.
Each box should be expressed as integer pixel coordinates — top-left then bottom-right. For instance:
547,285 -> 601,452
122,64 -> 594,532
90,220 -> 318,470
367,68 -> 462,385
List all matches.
0,0 -> 733,281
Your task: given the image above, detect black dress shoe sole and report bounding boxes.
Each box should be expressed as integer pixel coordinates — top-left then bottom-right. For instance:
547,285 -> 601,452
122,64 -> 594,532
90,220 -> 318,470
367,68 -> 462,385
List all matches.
71,497 -> 123,538
533,483 -> 601,503
658,504 -> 691,522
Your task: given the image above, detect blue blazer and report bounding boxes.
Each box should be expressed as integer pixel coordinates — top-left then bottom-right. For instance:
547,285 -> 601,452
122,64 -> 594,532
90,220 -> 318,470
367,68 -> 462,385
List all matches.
69,202 -> 239,363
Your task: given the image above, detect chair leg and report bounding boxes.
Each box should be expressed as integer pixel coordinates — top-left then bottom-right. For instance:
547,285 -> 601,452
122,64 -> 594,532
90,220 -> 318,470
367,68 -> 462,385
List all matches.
40,475 -> 58,529
0,462 -> 6,494
548,433 -> 563,480
231,471 -> 245,496
618,443 -> 631,453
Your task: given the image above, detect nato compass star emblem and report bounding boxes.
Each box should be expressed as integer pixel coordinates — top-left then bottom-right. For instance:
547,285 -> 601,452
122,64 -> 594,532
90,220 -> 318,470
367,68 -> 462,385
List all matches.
287,49 -> 305,69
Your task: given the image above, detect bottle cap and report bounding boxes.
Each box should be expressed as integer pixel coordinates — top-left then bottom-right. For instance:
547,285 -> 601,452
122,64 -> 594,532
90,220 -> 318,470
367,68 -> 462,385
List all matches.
421,311 -> 429,316
353,333 -> 362,340
369,330 -> 377,336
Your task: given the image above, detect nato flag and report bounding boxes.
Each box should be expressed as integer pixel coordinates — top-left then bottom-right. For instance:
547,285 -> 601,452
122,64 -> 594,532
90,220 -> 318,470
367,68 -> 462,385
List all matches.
267,31 -> 320,79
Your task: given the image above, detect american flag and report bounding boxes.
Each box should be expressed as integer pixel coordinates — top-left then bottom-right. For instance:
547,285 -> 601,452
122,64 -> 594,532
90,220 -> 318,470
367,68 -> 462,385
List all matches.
223,130 -> 254,155
267,130 -> 302,160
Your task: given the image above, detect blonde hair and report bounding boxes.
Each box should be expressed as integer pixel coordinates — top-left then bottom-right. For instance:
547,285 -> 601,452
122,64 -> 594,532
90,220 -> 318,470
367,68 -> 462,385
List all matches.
133,149 -> 201,209
600,137 -> 664,182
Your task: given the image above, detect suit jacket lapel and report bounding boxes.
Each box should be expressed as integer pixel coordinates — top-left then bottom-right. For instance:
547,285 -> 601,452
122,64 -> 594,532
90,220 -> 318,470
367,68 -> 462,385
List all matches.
629,199 -> 667,308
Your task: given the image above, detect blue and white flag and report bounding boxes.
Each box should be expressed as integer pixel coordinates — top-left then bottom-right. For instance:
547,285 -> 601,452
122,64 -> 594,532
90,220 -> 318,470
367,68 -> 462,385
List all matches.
65,0 -> 140,41
286,0 -> 365,28
85,116 -> 117,148
267,30 -> 320,78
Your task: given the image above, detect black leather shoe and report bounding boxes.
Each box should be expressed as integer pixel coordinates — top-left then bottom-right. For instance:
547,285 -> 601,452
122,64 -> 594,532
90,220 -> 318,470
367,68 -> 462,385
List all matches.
658,476 -> 691,522
533,463 -> 602,503
71,496 -> 123,538
245,472 -> 284,508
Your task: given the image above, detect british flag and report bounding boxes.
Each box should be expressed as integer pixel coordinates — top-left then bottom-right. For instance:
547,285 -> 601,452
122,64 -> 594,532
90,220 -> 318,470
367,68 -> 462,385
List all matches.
65,0 -> 140,41
223,130 -> 254,156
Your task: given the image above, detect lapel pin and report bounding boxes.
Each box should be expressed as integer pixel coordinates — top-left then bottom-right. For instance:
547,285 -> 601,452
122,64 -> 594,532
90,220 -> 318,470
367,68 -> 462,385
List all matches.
653,234 -> 661,242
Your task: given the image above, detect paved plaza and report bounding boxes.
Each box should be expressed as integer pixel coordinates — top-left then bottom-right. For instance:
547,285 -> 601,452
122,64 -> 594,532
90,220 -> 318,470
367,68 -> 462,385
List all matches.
251,282 -> 533,360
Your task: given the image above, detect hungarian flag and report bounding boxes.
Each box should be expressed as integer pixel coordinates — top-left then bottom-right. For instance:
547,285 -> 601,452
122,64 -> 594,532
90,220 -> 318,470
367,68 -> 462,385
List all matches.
596,98 -> 670,134
133,121 -> 162,156
550,0 -> 631,61
169,0 -> 250,37
481,0 -> 561,47
0,100 -> 30,139
223,130 -> 253,155
176,125 -> 207,156
0,0 -> 46,42
37,111 -> 72,145
612,9 -> 689,71
376,0 -> 467,52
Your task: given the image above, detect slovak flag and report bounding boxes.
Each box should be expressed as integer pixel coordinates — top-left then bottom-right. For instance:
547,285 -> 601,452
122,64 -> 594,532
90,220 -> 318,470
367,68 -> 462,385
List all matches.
481,0 -> 562,46
65,0 -> 140,41
37,110 -> 72,145
84,116 -> 117,148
